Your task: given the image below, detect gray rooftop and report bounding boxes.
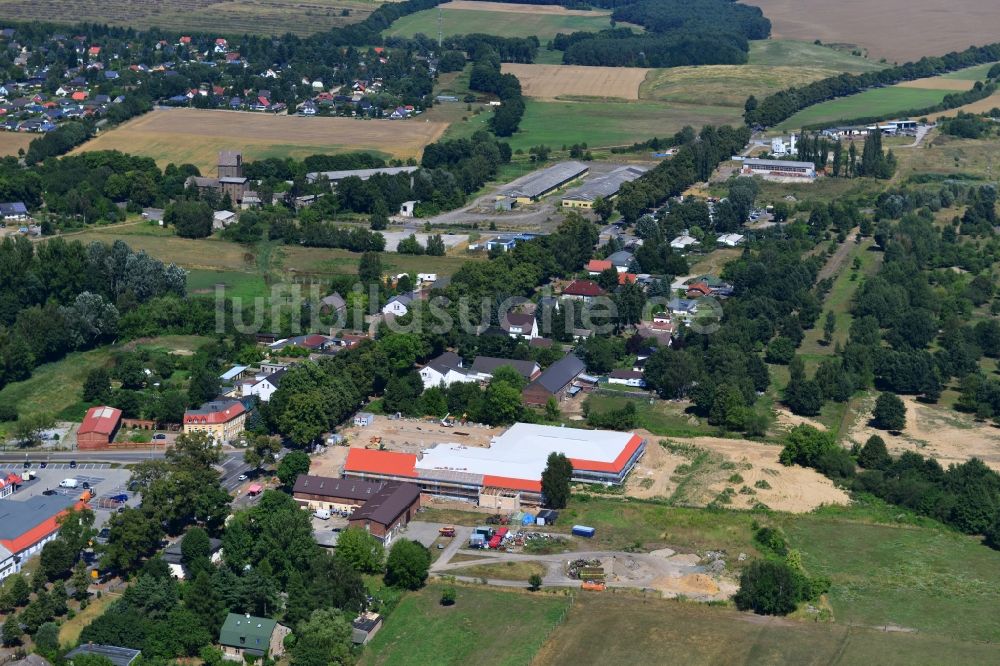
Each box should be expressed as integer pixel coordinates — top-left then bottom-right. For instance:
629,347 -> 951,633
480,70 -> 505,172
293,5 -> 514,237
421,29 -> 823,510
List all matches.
744,158 -> 815,169
503,161 -> 589,200
0,494 -> 79,542
470,356 -> 539,380
562,166 -> 646,203
306,166 -> 418,184
348,482 -> 420,527
66,645 -> 141,666
532,354 -> 585,394
293,475 -> 384,501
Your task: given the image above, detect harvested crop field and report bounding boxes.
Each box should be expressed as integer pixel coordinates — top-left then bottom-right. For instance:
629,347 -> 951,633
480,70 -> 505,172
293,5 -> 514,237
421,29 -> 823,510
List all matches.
743,0 -> 1000,62
502,64 -> 648,100
847,393 -> 1000,471
896,77 -> 981,91
642,65 -> 852,108
385,1 -> 618,41
626,434 -> 849,512
0,132 -> 33,157
0,0 -> 381,35
73,108 -> 447,173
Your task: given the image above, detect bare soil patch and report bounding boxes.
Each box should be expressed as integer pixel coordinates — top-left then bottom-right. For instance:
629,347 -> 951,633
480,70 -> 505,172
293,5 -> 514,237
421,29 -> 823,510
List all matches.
502,64 -> 648,100
928,92 -> 1000,120
445,0 -> 609,16
847,394 -> 1000,471
629,433 -> 849,512
339,414 -> 503,454
309,444 -> 350,477
74,108 -> 447,173
743,0 -> 1000,62
773,407 -> 828,432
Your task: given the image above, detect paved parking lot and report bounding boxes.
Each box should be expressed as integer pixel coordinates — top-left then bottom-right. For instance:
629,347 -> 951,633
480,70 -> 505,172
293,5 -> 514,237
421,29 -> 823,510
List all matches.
0,462 -> 110,471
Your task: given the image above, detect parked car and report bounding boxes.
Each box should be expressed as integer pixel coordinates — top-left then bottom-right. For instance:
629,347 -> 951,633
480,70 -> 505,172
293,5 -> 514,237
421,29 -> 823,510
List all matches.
40,461 -> 47,468
42,489 -> 56,496
23,461 -> 31,468
153,433 -> 166,440
238,473 -> 248,481
69,460 -> 77,469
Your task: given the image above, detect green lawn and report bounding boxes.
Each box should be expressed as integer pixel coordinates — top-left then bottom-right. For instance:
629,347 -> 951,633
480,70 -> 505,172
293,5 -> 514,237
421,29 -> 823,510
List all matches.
186,269 -> 270,301
940,62 -> 998,80
535,592 -> 1000,666
384,6 -> 616,42
585,394 -> 713,438
781,509 -> 1000,643
777,86 -> 953,130
495,100 -> 742,151
360,584 -> 570,666
748,40 -> 884,72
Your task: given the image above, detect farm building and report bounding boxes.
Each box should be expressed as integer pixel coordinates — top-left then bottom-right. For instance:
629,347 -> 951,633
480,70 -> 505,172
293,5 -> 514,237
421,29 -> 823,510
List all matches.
740,158 -> 816,181
217,150 -> 243,178
305,166 -> 418,185
343,423 -> 645,508
561,166 -> 647,208
77,406 -> 122,449
0,495 -> 89,580
293,474 -> 421,544
522,353 -> 587,406
499,161 -> 589,204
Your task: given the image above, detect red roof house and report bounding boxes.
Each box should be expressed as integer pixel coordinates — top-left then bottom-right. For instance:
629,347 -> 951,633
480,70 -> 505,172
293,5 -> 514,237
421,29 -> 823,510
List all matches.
562,279 -> 606,300
618,273 -> 638,285
686,282 -> 712,298
88,46 -> 101,56
71,91 -> 88,101
586,259 -> 612,274
77,406 -> 122,449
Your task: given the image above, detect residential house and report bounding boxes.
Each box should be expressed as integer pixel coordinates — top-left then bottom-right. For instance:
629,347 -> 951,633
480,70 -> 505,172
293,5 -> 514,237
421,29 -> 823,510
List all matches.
419,351 -> 475,390
468,356 -> 541,384
667,298 -> 699,324
319,292 -> 346,316
522,354 -> 586,406
670,234 -> 699,250
685,282 -> 712,299
607,250 -> 634,273
218,613 -> 290,662
608,369 -> 646,388
561,279 -> 606,304
586,259 -> 612,276
163,536 -> 222,579
241,368 -> 286,402
0,202 -> 28,221
382,293 -> 413,317
183,399 -> 246,444
501,312 -> 538,340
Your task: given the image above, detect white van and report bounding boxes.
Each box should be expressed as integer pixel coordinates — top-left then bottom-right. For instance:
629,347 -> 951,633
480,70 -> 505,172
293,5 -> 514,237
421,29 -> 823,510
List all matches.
59,478 -> 79,489
314,509 -> 331,520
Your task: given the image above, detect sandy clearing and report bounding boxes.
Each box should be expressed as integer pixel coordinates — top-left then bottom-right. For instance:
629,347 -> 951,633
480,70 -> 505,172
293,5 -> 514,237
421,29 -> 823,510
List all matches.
444,0 -> 610,16
773,407 -> 828,432
742,0 -> 1000,62
502,64 -> 648,100
338,414 -> 504,454
846,394 -> 1000,471
896,78 -> 980,91
0,132 -> 34,157
629,433 -> 849,513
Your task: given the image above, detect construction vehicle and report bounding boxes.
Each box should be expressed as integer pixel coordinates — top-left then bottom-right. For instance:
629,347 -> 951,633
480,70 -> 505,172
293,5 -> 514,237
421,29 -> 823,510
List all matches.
366,436 -> 382,450
438,526 -> 456,537
440,413 -> 454,427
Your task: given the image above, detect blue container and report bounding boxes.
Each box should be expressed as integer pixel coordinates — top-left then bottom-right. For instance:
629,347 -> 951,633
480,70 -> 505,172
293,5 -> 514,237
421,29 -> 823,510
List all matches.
572,525 -> 596,538
522,513 -> 535,525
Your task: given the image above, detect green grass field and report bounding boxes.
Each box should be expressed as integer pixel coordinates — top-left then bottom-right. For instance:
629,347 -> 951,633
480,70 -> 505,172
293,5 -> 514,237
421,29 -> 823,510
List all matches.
748,40 -> 884,72
778,86 -> 952,130
781,509 -> 1000,643
940,62 -> 997,80
384,6 -> 615,42
585,393 -> 713,438
0,335 -> 209,432
534,593 -> 1000,665
359,584 -> 570,666
485,100 -> 742,151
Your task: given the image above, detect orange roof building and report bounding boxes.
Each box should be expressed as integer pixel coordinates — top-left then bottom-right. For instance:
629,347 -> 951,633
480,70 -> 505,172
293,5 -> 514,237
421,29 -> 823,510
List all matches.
343,423 -> 644,507
586,259 -> 612,274
78,405 -> 122,450
0,495 -> 88,579
183,399 -> 247,444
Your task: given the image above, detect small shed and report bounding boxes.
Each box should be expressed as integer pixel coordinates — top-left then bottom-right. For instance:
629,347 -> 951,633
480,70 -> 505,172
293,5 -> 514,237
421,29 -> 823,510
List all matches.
399,200 -> 417,217
353,412 -> 374,427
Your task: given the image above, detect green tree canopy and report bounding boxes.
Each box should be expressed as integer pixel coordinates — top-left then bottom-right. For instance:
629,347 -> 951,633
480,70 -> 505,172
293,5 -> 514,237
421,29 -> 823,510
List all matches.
541,452 -> 573,509
384,539 -> 430,590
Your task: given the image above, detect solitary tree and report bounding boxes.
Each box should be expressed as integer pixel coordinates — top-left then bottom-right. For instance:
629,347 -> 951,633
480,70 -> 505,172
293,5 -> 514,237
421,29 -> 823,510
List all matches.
733,559 -> 803,616
541,452 -> 573,509
333,527 -> 384,574
857,434 -> 892,470
822,312 -> 836,346
384,539 -> 430,590
440,587 -> 456,606
277,450 -> 311,488
872,392 -> 906,431
528,573 -> 543,591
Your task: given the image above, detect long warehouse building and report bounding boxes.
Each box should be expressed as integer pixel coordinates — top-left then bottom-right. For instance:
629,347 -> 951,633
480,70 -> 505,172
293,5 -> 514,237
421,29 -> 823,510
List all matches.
343,423 -> 645,509
306,166 -> 419,184
499,161 -> 589,203
561,165 -> 647,208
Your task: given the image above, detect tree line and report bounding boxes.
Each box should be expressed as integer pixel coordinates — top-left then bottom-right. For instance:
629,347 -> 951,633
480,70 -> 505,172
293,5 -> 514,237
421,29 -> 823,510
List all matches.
745,42 -> 1000,128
